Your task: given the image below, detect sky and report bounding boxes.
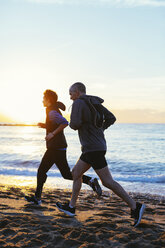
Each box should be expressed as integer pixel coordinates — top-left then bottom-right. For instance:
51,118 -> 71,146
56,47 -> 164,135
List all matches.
0,0 -> 165,123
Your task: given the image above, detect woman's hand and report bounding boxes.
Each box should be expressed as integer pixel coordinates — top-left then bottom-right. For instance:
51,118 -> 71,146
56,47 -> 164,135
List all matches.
38,122 -> 46,128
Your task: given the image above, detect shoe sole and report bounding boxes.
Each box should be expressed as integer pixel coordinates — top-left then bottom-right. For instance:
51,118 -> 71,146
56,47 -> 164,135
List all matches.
134,204 -> 146,227
93,178 -> 102,196
24,196 -> 41,205
56,204 -> 75,217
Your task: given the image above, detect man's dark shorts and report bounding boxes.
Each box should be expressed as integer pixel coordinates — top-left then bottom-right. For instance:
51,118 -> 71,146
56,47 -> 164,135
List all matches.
80,151 -> 107,170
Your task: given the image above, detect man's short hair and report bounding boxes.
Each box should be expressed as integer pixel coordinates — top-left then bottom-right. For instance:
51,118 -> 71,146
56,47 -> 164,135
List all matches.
71,82 -> 86,93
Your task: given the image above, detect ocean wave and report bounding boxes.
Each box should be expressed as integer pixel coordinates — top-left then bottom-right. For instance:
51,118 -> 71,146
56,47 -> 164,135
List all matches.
107,160 -> 165,176
114,174 -> 165,184
0,159 -> 40,168
0,167 -> 63,178
0,166 -> 165,185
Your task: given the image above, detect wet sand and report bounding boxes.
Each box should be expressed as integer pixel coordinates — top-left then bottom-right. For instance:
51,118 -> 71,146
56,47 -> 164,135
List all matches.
0,184 -> 165,248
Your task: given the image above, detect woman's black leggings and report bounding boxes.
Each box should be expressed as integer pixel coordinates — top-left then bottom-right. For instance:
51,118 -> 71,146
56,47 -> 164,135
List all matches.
35,149 -> 91,198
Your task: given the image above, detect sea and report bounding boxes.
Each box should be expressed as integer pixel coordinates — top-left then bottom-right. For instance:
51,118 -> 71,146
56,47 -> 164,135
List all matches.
0,124 -> 165,196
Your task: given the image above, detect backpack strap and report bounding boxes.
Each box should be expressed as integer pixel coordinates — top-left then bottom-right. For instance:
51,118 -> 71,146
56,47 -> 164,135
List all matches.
81,97 -> 104,128
81,97 -> 116,129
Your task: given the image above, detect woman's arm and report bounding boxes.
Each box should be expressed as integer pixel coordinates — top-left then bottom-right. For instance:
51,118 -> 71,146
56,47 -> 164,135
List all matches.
45,110 -> 68,141
45,123 -> 68,141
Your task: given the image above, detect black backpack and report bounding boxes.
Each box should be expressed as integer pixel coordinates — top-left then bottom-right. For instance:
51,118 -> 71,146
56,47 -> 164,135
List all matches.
82,98 -> 116,129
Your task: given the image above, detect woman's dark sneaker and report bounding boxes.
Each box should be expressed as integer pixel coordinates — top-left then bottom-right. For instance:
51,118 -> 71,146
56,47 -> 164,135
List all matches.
24,195 -> 42,205
131,202 -> 146,227
56,202 -> 75,217
89,178 -> 102,197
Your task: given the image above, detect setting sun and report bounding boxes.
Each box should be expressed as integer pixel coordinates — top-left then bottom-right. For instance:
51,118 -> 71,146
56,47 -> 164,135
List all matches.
0,0 -> 164,124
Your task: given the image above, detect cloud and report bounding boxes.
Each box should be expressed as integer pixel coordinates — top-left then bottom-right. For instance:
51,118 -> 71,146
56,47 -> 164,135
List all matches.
22,0 -> 165,7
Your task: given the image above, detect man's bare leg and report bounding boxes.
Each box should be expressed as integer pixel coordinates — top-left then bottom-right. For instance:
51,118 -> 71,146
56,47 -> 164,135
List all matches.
70,159 -> 91,207
96,166 -> 136,210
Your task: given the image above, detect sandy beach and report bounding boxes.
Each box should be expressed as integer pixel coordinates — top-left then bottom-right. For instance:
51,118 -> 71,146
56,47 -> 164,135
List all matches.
0,184 -> 164,248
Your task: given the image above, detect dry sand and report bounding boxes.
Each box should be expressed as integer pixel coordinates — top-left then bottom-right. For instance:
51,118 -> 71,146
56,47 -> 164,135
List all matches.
0,184 -> 165,248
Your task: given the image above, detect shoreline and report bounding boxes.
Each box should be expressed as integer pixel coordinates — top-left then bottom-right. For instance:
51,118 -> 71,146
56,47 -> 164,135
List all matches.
0,184 -> 165,248
0,174 -> 165,197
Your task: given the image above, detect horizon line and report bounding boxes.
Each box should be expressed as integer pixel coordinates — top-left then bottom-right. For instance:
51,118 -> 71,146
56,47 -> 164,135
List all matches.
0,122 -> 165,126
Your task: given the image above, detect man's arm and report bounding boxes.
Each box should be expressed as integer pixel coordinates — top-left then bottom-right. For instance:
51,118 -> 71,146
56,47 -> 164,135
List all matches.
70,99 -> 83,130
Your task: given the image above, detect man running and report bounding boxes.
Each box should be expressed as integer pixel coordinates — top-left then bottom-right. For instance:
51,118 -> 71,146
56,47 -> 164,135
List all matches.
56,82 -> 145,227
